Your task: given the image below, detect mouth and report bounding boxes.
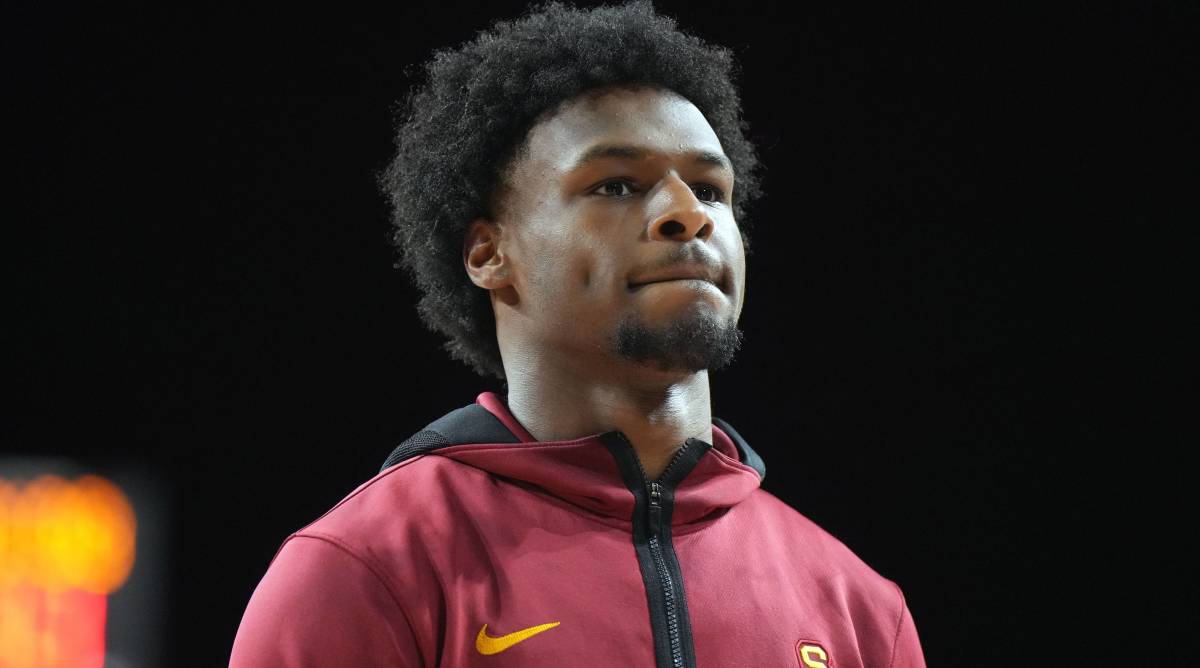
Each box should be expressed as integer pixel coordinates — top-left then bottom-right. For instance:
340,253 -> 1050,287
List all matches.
628,277 -> 718,290
627,265 -> 730,294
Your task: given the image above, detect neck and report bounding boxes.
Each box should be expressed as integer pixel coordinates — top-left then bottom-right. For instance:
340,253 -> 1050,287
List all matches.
502,347 -> 713,481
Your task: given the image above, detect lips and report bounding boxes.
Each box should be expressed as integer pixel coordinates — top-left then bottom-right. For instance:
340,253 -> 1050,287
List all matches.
627,263 -> 727,292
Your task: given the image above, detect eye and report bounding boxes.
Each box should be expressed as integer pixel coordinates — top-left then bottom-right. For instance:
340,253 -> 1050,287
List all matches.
592,180 -> 636,197
691,184 -> 725,204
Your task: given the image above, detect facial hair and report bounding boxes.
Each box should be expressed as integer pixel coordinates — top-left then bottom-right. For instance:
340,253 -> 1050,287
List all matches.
613,309 -> 743,373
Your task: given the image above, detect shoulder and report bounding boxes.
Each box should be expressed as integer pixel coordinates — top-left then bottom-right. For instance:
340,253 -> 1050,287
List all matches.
293,453 -> 469,551
232,507 -> 432,666
236,456 -> 461,638
745,489 -> 919,661
746,488 -> 905,603
295,401 -> 516,547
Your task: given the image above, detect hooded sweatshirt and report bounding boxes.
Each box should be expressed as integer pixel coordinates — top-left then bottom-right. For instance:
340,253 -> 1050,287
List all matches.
230,392 -> 925,667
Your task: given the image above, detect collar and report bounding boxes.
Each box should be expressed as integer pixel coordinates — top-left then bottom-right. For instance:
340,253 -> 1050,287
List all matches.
409,392 -> 767,526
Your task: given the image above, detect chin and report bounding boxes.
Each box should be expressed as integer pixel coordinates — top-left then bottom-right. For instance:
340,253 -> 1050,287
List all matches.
612,310 -> 744,373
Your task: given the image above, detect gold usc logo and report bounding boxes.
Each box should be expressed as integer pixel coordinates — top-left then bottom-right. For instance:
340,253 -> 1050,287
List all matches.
797,640 -> 831,668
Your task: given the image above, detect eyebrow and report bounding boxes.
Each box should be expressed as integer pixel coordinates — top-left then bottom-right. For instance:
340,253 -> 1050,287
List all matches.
569,144 -> 731,172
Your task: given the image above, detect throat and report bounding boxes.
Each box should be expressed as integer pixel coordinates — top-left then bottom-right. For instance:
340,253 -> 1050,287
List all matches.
503,370 -> 714,480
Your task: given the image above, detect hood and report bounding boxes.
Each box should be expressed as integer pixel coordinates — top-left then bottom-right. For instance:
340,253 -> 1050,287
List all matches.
390,392 -> 767,527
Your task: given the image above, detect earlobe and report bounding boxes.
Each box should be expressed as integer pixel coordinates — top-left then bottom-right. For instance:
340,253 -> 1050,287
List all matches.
463,219 -> 512,290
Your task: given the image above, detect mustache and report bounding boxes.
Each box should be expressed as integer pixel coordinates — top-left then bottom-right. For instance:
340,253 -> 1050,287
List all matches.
638,243 -> 724,276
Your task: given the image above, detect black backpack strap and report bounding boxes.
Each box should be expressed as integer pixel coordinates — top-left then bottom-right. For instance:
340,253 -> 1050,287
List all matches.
380,404 -> 522,472
712,417 -> 767,483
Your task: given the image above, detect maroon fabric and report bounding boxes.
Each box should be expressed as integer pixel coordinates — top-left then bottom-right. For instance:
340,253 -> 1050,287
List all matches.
231,393 -> 925,667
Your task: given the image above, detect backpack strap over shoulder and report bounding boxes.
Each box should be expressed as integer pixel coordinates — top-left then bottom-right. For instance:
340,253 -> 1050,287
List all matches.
380,404 -> 521,472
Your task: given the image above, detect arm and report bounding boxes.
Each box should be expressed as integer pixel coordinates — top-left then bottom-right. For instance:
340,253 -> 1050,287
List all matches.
888,584 -> 926,668
230,534 -> 427,667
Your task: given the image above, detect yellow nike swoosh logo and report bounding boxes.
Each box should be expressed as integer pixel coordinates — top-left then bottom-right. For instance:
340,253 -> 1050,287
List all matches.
475,621 -> 561,655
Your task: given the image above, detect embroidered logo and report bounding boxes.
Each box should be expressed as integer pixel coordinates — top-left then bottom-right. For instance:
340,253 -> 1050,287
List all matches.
796,640 -> 831,668
475,621 -> 561,655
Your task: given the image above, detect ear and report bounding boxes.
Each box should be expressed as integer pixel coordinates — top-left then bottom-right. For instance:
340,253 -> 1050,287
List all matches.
463,218 -> 513,290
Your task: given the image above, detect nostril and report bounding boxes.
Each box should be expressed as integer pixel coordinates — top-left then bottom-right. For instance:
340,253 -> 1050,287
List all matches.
658,220 -> 686,236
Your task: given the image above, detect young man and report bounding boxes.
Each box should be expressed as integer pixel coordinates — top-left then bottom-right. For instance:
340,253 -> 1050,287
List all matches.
231,3 -> 925,666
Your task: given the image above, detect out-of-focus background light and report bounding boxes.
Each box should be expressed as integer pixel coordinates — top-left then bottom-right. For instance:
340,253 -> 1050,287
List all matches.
0,467 -> 162,668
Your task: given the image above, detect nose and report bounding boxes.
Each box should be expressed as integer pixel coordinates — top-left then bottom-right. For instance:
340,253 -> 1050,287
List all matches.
647,176 -> 713,242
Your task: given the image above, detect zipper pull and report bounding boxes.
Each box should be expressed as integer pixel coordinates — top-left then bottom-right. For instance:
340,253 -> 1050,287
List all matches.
647,481 -> 662,536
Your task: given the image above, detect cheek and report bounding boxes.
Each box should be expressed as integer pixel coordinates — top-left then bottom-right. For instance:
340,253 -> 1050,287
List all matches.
572,234 -> 621,294
723,221 -> 748,308
516,223 -> 610,307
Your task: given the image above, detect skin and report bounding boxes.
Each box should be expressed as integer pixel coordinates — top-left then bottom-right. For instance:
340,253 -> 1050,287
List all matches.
463,86 -> 746,480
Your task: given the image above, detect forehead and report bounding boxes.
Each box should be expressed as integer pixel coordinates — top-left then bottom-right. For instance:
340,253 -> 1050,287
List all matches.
518,87 -> 726,173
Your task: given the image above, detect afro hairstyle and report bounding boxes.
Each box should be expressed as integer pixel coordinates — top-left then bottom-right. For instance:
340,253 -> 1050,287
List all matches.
378,0 -> 762,379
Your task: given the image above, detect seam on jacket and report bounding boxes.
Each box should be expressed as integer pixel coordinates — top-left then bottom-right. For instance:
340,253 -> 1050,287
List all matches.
288,532 -> 429,668
430,453 -> 633,531
294,455 -> 431,535
436,436 -> 610,453
257,457 -> 437,612
887,579 -> 907,668
670,503 -> 741,537
702,443 -> 764,479
446,431 -> 763,484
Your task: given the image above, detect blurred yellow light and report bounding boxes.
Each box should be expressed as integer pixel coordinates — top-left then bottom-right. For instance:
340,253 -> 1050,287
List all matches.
0,474 -> 136,593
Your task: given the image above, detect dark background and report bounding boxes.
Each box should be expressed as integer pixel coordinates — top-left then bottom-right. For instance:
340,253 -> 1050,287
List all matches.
7,2 -> 1194,666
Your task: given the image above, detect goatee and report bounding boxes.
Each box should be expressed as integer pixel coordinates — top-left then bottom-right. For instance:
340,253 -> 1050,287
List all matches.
613,310 -> 743,372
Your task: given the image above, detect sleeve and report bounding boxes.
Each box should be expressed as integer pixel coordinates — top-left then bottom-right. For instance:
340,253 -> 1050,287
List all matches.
887,586 -> 926,668
229,534 -> 427,668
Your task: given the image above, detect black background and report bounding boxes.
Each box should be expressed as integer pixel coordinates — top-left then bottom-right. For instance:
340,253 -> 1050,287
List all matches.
7,2 -> 1194,666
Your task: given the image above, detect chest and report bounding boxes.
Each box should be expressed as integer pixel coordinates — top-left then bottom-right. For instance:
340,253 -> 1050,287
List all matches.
417,505 -> 878,667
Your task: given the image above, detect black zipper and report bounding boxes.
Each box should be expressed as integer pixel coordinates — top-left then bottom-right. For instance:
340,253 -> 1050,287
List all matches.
645,481 -> 682,665
599,432 -> 709,667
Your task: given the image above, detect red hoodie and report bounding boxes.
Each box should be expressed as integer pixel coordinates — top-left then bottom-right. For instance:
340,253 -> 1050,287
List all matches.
231,392 -> 925,667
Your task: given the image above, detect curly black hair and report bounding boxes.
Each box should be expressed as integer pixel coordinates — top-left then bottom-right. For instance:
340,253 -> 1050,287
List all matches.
379,0 -> 762,379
